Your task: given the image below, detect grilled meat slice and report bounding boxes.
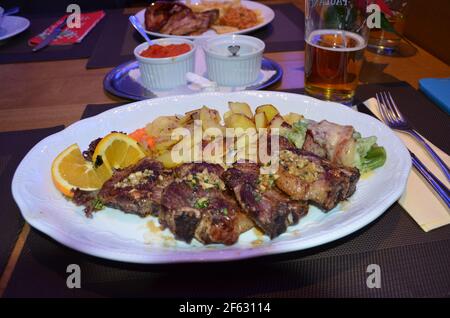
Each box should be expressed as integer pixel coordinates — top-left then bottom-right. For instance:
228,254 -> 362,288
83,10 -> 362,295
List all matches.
160,8 -> 219,35
72,188 -> 100,218
276,148 -> 360,211
189,10 -> 220,35
98,158 -> 173,217
303,120 -> 358,167
144,1 -> 191,32
82,137 -> 102,162
160,163 -> 242,245
223,162 -> 308,239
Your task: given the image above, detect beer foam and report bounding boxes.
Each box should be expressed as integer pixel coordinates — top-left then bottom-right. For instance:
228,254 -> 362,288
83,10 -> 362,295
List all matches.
306,29 -> 366,52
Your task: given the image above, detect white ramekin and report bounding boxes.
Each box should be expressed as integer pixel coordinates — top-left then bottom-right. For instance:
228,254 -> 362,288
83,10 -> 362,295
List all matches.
134,38 -> 196,90
204,35 -> 265,86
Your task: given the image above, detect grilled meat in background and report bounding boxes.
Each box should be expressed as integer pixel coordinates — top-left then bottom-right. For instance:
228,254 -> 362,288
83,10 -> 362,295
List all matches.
160,9 -> 219,36
144,1 -> 189,32
223,162 -> 308,239
145,1 -> 219,35
160,163 -> 249,245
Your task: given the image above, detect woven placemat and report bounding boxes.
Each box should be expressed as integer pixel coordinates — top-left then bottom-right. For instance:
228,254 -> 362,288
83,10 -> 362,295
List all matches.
3,83 -> 450,297
0,126 -> 64,276
86,3 -> 305,69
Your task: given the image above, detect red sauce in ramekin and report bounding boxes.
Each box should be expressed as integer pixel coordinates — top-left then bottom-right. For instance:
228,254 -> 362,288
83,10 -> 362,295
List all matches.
140,44 -> 191,58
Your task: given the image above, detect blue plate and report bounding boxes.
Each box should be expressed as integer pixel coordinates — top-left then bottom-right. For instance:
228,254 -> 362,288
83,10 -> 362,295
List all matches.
103,57 -> 283,101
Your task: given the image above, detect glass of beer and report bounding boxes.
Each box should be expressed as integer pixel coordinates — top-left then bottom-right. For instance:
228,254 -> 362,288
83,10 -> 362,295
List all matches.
304,0 -> 369,104
368,0 -> 408,54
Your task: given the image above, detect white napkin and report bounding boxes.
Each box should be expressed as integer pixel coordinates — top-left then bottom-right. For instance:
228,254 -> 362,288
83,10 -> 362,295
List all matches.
363,98 -> 450,231
129,48 -> 276,97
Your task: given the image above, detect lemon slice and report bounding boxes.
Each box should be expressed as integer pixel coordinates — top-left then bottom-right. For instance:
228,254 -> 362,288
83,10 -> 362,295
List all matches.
92,132 -> 146,170
51,144 -> 113,197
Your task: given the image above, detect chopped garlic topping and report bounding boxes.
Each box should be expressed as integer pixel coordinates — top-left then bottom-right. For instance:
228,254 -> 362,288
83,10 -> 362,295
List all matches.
186,168 -> 226,191
279,150 -> 322,182
114,169 -> 154,188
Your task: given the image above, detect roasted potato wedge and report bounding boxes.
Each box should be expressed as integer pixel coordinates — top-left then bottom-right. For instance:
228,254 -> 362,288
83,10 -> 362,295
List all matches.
145,116 -> 180,138
199,106 -> 223,132
224,113 -> 256,130
156,151 -> 181,169
254,112 -> 267,129
211,25 -> 239,34
184,108 -> 201,121
229,102 -> 253,119
283,112 -> 304,125
255,104 -> 279,122
268,114 -> 286,129
153,138 -> 180,154
223,110 -> 233,121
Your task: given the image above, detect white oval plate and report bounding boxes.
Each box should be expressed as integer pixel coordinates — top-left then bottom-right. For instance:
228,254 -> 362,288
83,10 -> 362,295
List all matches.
12,91 -> 411,263
135,0 -> 275,40
0,16 -> 30,41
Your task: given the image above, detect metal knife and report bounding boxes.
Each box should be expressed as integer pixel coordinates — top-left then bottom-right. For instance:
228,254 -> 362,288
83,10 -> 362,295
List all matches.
32,17 -> 67,52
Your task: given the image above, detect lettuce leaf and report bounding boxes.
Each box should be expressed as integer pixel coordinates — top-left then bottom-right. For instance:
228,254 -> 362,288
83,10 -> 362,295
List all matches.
359,145 -> 387,173
282,120 -> 309,149
353,132 -> 387,172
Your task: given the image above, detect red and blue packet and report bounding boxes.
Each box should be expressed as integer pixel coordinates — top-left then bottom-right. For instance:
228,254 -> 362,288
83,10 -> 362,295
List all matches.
29,10 -> 105,46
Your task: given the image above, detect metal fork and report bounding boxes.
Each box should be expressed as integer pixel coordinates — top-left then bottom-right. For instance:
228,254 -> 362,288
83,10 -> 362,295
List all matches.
376,91 -> 450,182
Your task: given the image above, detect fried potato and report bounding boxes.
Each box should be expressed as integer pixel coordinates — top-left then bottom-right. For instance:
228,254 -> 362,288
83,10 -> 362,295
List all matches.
254,112 -> 267,129
153,139 -> 181,154
145,116 -> 180,139
229,102 -> 253,119
211,25 -> 239,34
199,106 -> 224,132
283,112 -> 304,125
224,113 -> 256,130
156,151 -> 181,169
223,110 -> 234,121
268,114 -> 286,129
255,104 -> 279,123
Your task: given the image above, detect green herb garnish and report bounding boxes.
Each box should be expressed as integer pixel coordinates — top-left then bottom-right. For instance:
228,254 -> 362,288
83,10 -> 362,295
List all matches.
194,197 -> 209,209
92,198 -> 104,211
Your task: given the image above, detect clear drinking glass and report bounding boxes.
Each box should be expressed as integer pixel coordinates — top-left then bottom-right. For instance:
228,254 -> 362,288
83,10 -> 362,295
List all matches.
368,0 -> 408,54
304,0 -> 369,104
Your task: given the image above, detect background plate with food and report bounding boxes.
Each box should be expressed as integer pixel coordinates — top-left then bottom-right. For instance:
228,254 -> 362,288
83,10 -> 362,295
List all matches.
12,91 -> 410,263
135,0 -> 275,39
